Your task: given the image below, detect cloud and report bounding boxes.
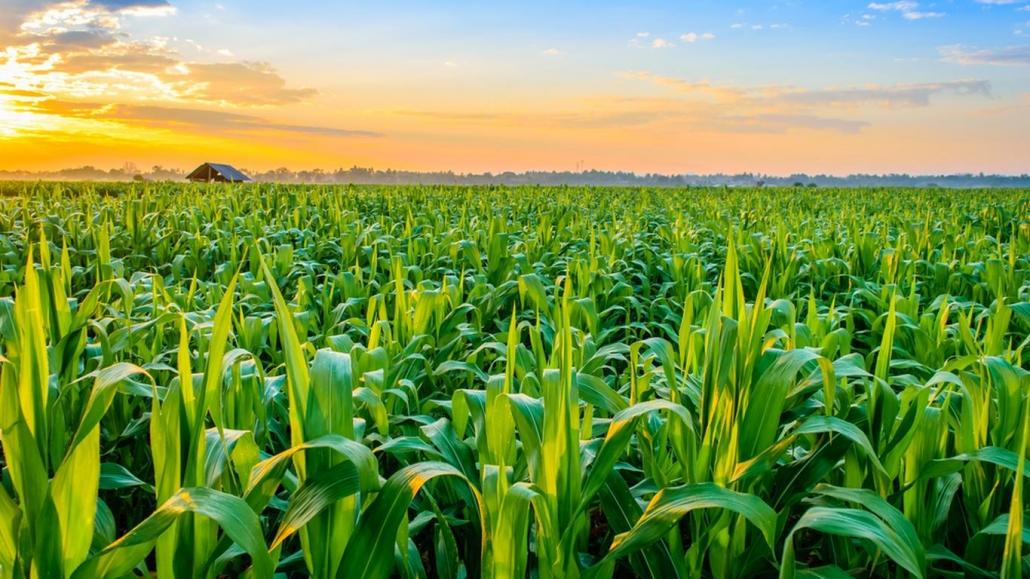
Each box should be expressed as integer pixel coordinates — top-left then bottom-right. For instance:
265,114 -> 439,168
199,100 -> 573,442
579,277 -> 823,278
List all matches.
680,32 -> 715,43
722,113 -> 869,134
777,80 -> 992,107
843,13 -> 877,26
541,48 -> 561,57
0,82 -> 49,99
16,0 -> 174,40
392,98 -> 870,136
88,0 -> 171,9
0,1 -> 39,42
13,0 -> 173,53
868,1 -> 944,19
627,72 -> 991,109
182,62 -> 317,105
16,98 -> 381,137
1,1 -> 320,108
101,104 -> 380,136
47,28 -> 119,49
622,72 -> 746,101
0,0 -> 326,149
606,72 -> 993,136
19,3 -> 120,37
54,48 -> 180,74
399,70 -> 970,137
629,31 -> 710,49
627,32 -> 653,48
973,0 -> 1025,4
901,10 -> 943,19
939,44 -> 1030,65
730,22 -> 788,31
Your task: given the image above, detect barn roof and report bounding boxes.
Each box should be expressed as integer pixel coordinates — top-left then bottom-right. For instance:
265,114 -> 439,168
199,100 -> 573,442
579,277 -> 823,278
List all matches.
187,162 -> 251,182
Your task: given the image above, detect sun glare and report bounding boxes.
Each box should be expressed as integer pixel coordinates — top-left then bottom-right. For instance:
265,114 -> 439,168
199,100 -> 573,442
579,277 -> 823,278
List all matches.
0,98 -> 29,137
0,95 -> 59,138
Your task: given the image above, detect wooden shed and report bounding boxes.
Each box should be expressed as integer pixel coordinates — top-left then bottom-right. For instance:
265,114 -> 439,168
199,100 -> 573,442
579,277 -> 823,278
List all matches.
186,162 -> 252,183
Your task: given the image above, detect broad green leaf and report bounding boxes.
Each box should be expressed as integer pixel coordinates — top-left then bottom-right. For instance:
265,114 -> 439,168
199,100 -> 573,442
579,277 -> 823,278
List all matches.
70,487 -> 273,579
337,462 -> 483,579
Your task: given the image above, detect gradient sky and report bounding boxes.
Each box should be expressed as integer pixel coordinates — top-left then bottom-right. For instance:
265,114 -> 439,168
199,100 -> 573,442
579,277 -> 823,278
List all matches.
1,0 -> 1028,174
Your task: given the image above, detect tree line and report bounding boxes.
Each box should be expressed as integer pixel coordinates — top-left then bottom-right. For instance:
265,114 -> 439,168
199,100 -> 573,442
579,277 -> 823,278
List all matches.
2,164 -> 1028,188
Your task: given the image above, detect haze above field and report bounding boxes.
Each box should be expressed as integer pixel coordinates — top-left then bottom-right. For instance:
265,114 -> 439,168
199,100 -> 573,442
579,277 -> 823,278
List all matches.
1,1 -> 1028,174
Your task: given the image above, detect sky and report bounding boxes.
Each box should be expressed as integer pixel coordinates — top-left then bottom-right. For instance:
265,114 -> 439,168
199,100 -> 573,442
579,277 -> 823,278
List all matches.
0,0 -> 1028,175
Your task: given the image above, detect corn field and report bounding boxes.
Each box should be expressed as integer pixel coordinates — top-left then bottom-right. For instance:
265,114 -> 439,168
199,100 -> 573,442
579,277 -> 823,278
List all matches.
0,182 -> 1027,579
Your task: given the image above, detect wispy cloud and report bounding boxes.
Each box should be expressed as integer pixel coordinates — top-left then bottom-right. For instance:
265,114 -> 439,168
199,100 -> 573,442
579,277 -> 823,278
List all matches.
623,73 -> 746,101
939,44 -> 1030,65
627,71 -> 990,109
730,22 -> 788,31
630,32 -> 714,49
627,31 -> 649,48
541,48 -> 561,57
603,72 -> 993,136
89,0 -> 170,7
97,103 -> 379,136
843,13 -> 878,27
12,98 -> 381,137
183,62 -> 316,105
777,81 -> 991,107
392,99 -> 870,135
680,32 -> 715,43
868,1 -> 944,20
396,72 -> 989,138
722,113 -> 869,134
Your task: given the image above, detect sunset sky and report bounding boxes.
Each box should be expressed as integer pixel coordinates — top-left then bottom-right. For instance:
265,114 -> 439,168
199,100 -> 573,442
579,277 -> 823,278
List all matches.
1,0 -> 1028,174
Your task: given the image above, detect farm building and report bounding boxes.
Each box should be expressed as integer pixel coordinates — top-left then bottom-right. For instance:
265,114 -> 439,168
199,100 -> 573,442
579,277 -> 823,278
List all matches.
186,163 -> 252,183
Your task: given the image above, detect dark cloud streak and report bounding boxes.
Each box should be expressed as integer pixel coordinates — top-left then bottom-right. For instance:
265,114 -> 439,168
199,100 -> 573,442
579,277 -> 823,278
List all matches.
88,0 -> 171,9
21,99 -> 382,138
940,45 -> 1030,66
395,103 -> 869,135
107,104 -> 380,137
776,80 -> 992,107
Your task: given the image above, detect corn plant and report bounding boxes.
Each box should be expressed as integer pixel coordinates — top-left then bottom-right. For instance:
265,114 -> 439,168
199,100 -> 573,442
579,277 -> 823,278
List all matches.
0,182 -> 1027,578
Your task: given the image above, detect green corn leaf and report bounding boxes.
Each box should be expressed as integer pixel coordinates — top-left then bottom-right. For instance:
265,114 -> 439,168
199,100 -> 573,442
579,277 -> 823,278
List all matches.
271,460 -> 363,549
796,415 -> 888,475
70,487 -> 273,579
781,507 -> 925,579
598,483 -> 777,566
337,461 -> 483,579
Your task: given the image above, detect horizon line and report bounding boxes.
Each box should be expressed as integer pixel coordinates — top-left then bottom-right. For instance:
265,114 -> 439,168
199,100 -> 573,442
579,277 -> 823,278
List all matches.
2,165 -> 1029,180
